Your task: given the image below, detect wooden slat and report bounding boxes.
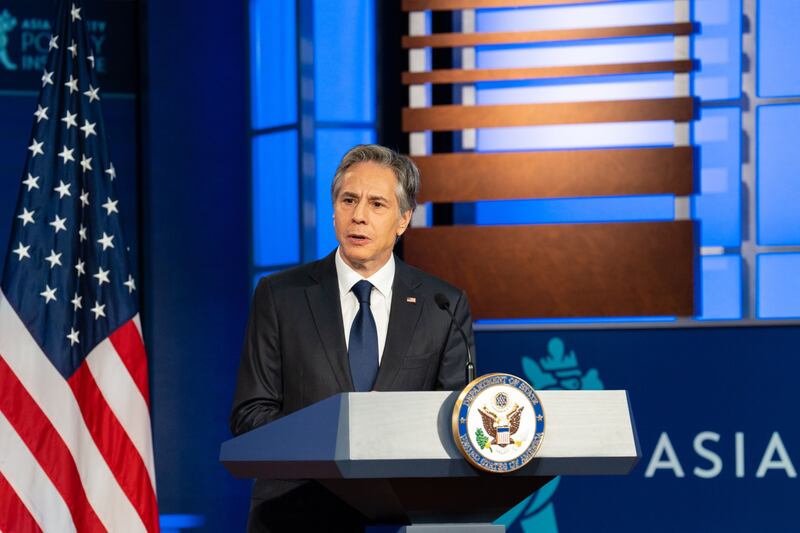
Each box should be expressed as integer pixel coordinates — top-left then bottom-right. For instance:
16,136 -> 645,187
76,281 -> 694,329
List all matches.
402,60 -> 694,85
402,97 -> 694,132
414,147 -> 694,202
403,0 -> 626,11
403,222 -> 695,319
402,22 -> 693,48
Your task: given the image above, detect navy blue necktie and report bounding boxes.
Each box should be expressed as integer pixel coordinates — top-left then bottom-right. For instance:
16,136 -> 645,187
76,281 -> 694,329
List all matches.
348,280 -> 379,392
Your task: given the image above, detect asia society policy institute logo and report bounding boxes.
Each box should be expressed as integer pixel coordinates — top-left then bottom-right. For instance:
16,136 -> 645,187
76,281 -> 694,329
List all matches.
497,337 -> 604,533
0,6 -> 112,80
453,373 -> 545,473
0,9 -> 18,71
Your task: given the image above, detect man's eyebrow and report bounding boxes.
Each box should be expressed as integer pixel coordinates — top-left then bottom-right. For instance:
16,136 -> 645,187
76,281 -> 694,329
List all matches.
367,193 -> 389,203
339,191 -> 390,203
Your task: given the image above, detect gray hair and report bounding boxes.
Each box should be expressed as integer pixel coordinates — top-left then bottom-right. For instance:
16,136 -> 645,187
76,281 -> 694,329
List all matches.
330,144 -> 419,215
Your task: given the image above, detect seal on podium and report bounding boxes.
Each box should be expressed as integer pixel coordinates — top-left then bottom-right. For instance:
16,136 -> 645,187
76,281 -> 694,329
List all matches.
452,373 -> 545,473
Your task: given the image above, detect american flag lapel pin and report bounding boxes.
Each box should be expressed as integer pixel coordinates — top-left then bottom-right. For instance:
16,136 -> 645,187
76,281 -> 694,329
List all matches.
406,297 -> 417,304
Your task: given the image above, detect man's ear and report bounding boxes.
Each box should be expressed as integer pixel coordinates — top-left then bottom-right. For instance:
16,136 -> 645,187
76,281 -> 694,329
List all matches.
397,209 -> 413,237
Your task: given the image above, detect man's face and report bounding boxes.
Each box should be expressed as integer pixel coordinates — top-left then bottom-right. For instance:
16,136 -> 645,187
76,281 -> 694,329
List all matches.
333,161 -> 412,276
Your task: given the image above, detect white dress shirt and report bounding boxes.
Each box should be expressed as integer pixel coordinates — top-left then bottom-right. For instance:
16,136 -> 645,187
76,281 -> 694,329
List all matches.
335,247 -> 394,364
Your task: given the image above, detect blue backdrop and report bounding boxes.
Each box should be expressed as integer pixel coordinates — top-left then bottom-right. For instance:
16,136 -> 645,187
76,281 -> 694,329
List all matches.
482,326 -> 800,532
141,0 -> 251,531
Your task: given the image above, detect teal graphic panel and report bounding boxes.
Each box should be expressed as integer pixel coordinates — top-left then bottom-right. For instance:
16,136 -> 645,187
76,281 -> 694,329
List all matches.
495,337 -> 603,533
0,0 -> 136,92
478,327 -> 800,532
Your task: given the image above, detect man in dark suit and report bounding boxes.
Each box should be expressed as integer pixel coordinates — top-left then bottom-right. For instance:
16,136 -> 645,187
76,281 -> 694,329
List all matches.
230,144 -> 475,532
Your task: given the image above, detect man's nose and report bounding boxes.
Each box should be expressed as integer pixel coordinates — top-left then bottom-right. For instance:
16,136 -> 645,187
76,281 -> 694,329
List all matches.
352,200 -> 368,222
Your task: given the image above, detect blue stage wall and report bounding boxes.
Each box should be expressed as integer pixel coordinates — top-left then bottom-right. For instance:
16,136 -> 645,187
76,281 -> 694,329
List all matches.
480,326 -> 800,532
141,0 -> 252,531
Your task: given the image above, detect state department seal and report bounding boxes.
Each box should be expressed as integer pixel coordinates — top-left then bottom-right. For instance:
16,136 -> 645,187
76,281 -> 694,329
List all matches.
452,373 -> 545,473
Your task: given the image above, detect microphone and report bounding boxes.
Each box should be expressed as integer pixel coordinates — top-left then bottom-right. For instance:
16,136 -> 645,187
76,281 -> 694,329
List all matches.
434,292 -> 475,384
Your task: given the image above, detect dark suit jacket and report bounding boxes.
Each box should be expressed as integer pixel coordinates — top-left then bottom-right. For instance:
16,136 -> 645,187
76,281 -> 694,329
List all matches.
230,251 -> 475,504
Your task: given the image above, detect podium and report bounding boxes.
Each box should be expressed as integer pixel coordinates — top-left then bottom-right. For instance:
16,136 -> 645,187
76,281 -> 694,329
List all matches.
220,390 -> 639,531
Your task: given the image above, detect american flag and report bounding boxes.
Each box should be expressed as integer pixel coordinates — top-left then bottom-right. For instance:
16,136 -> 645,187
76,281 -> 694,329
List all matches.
0,1 -> 158,531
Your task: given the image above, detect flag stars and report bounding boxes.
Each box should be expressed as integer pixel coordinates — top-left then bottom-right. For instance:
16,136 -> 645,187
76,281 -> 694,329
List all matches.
91,302 -> 106,320
75,258 -> 86,276
105,163 -> 116,181
61,110 -> 77,129
41,70 -> 54,87
87,54 -> 95,68
58,145 -> 75,164
80,154 -> 93,172
78,224 -> 87,242
40,285 -> 57,304
97,232 -> 114,251
64,75 -> 79,94
28,139 -> 44,158
54,180 -> 72,198
23,173 -> 40,191
70,3 -> 81,21
102,197 -> 119,215
67,40 -> 78,58
94,266 -> 110,286
83,85 -> 100,103
34,105 -> 49,122
17,208 -> 35,226
80,190 -> 90,207
71,293 -> 83,310
80,119 -> 96,138
48,35 -> 59,50
12,242 -> 31,261
50,214 -> 67,233
67,328 -> 80,346
83,83 -> 100,104
124,275 -> 136,294
45,249 -> 63,269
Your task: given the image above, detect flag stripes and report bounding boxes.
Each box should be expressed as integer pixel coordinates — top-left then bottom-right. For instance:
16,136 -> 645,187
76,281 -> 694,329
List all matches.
0,410 -> 73,533
109,320 -> 151,407
0,465 -> 44,533
0,356 -> 106,532
69,363 -> 159,532
0,292 -> 151,531
85,337 -> 156,487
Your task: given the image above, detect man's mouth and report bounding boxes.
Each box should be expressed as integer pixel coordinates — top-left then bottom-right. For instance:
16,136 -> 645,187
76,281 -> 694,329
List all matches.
347,233 -> 370,244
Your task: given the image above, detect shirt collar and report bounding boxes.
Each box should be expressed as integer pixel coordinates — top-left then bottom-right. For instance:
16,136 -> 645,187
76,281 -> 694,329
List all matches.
335,247 -> 395,299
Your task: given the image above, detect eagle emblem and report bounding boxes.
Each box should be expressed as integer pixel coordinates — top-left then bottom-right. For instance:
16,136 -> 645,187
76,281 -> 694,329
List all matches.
452,373 -> 545,473
478,404 -> 524,447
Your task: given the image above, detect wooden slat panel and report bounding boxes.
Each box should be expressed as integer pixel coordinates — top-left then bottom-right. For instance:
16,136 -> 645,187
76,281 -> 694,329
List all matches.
403,97 -> 694,132
403,222 -> 695,319
403,0 -> 626,11
414,147 -> 694,202
402,60 -> 694,85
402,23 -> 693,48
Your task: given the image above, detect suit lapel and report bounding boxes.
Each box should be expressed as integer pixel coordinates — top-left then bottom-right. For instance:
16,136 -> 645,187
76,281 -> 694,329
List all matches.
374,258 -> 424,390
305,253 -> 354,392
